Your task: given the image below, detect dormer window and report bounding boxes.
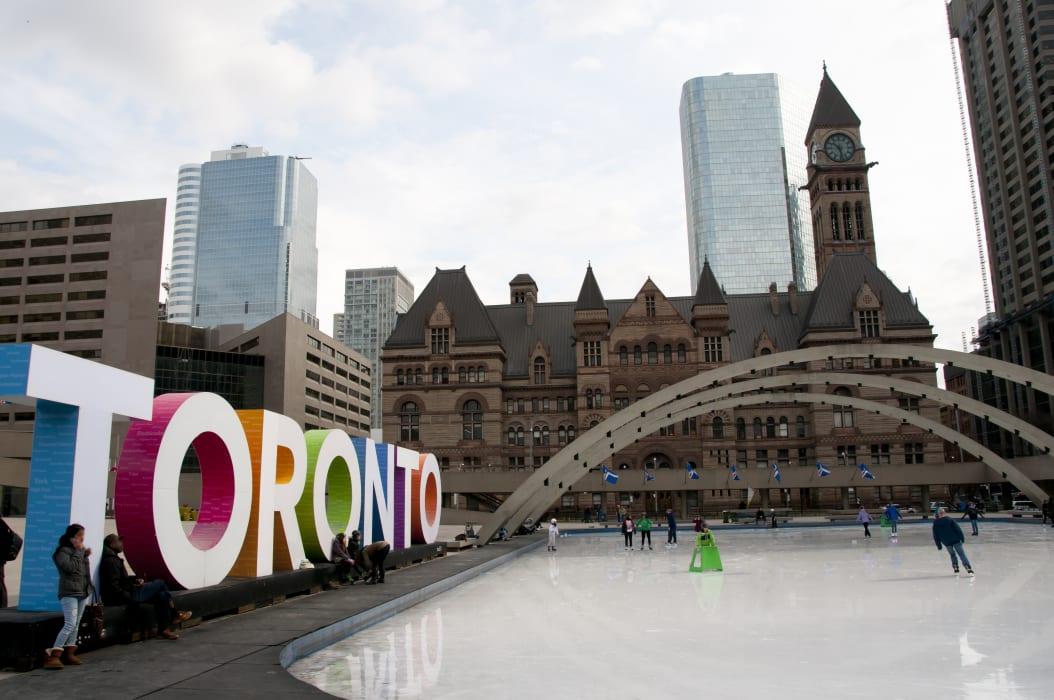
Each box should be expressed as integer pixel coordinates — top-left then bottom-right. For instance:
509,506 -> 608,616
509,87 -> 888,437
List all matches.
430,327 -> 449,354
645,294 -> 656,317
859,309 -> 880,338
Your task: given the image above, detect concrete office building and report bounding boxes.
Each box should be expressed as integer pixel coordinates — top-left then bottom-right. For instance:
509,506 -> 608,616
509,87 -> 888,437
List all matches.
949,0 -> 1054,453
334,268 -> 414,429
190,144 -> 318,330
0,198 -> 166,513
680,73 -> 816,295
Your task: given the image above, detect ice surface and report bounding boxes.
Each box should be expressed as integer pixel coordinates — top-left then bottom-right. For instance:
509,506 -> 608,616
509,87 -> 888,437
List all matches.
290,522 -> 1054,699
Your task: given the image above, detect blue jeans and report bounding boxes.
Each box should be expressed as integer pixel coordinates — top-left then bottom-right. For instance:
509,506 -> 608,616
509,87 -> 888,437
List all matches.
969,519 -> 979,535
946,542 -> 972,571
132,579 -> 174,631
890,520 -> 898,534
54,596 -> 87,648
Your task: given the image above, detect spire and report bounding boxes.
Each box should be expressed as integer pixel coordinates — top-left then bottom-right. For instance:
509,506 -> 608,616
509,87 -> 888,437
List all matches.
806,66 -> 860,139
693,259 -> 726,306
575,264 -> 606,311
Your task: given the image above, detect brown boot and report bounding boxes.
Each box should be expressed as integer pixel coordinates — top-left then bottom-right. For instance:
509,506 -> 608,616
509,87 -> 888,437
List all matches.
61,646 -> 82,666
42,648 -> 64,670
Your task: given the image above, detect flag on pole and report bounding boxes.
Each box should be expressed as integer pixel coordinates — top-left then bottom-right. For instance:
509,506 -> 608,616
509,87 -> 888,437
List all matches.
858,463 -> 876,480
602,466 -> 619,485
685,460 -> 700,481
816,462 -> 831,477
729,463 -> 741,481
771,462 -> 782,483
644,470 -> 656,483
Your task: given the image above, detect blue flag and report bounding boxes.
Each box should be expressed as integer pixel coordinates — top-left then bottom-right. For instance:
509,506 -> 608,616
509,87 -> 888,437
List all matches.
602,466 -> 619,485
816,462 -> 831,477
858,463 -> 876,480
729,463 -> 741,481
688,468 -> 700,480
771,462 -> 782,483
644,470 -> 656,483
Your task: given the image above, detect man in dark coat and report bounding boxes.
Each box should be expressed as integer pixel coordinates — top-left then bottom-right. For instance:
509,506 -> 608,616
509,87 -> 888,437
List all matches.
99,534 -> 192,639
933,508 -> 974,576
356,540 -> 391,584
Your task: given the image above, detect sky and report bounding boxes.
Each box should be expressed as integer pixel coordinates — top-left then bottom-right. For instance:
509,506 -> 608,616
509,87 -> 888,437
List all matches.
0,0 -> 984,353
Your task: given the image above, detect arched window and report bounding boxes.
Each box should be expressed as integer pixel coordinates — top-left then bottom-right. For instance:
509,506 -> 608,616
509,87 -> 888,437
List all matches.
843,202 -> 854,240
468,367 -> 477,383
855,177 -> 862,190
567,426 -> 577,442
826,179 -> 833,191
778,416 -> 789,438
619,346 -> 628,365
647,342 -> 658,364
633,345 -> 642,365
507,427 -> 517,445
586,389 -> 594,409
534,357 -> 546,384
766,416 -> 776,438
478,366 -> 487,382
753,417 -> 763,438
432,367 -> 440,384
736,418 -> 746,440
532,425 -> 542,446
542,426 -> 550,445
833,387 -> 854,428
516,427 -> 524,446
712,416 -> 724,438
589,420 -> 599,428
441,367 -> 449,384
458,367 -> 467,384
677,343 -> 687,363
855,202 -> 865,239
399,401 -> 419,442
462,400 -> 482,440
396,369 -> 404,385
830,203 -> 840,240
594,389 -> 603,409
558,426 -> 567,444
796,415 -> 806,438
414,368 -> 422,385
663,344 -> 673,364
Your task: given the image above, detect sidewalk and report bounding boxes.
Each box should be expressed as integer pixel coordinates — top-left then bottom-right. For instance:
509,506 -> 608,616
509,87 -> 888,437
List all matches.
0,535 -> 542,699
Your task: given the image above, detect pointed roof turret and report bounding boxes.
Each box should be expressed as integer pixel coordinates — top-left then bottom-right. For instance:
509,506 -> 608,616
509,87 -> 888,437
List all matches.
575,264 -> 606,311
693,259 -> 726,306
806,65 -> 860,139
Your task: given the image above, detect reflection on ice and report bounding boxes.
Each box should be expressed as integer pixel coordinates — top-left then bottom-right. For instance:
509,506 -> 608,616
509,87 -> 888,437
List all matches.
290,523 -> 1054,699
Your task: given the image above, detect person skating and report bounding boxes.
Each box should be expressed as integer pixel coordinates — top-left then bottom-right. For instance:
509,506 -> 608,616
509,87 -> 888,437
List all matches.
99,534 -> 192,640
665,509 -> 678,547
547,518 -> 559,551
637,514 -> 653,550
621,516 -> 635,550
883,503 -> 902,537
857,505 -> 872,538
1042,499 -> 1051,526
356,540 -> 391,584
933,507 -> 974,576
755,508 -> 765,525
44,524 -> 91,669
960,502 -> 984,536
770,509 -> 778,529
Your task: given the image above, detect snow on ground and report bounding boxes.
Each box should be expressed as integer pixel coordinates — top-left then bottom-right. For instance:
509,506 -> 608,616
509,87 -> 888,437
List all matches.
290,522 -> 1054,699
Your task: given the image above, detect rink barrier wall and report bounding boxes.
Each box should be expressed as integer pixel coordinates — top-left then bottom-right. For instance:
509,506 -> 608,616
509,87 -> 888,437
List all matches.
278,536 -> 546,669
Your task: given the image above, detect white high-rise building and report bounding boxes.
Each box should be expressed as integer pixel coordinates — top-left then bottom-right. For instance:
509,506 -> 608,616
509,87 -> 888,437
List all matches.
337,268 -> 414,428
166,163 -> 201,323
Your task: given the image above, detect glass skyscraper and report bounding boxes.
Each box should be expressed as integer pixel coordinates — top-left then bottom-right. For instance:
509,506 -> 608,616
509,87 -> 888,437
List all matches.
335,267 -> 414,429
191,145 -> 318,329
680,73 -> 816,294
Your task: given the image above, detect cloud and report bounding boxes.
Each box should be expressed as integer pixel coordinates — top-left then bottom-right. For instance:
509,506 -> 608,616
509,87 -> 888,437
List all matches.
572,56 -> 604,72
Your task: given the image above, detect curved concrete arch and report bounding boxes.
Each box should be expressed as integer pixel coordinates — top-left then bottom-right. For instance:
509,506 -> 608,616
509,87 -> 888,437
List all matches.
481,344 -> 1054,540
500,391 -> 1042,536
505,370 -> 1054,528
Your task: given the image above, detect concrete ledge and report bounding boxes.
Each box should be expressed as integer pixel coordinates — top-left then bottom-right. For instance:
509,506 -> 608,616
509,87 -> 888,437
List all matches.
279,536 -> 545,668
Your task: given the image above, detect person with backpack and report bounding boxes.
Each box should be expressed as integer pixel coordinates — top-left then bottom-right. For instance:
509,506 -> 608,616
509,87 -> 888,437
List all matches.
1,516 -> 22,608
621,515 -> 635,550
44,523 -> 92,669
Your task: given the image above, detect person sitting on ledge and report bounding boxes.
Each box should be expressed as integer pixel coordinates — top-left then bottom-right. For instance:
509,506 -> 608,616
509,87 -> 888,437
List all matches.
357,540 -> 391,584
100,534 -> 191,640
330,533 -> 356,585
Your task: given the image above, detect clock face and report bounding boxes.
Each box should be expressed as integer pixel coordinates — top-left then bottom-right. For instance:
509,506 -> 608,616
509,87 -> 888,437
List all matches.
824,133 -> 855,162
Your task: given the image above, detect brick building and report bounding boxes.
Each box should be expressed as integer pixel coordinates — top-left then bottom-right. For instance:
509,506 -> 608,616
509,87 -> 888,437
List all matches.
380,70 -> 949,515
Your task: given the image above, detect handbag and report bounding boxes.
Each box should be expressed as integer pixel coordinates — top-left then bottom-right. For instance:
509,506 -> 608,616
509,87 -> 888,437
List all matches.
79,587 -> 106,644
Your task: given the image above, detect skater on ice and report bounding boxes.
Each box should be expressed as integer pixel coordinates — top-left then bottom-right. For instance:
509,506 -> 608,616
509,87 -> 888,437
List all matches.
547,518 -> 559,552
857,505 -> 872,538
770,508 -> 778,529
960,501 -> 984,536
621,515 -> 635,550
666,508 -> 677,547
883,503 -> 902,537
933,508 -> 974,576
637,513 -> 653,550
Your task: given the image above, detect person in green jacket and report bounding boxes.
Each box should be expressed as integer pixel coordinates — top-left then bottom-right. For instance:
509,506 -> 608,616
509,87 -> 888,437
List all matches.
636,514 -> 653,550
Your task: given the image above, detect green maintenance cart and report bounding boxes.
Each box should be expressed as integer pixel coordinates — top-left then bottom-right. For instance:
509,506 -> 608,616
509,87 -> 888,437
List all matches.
689,530 -> 723,572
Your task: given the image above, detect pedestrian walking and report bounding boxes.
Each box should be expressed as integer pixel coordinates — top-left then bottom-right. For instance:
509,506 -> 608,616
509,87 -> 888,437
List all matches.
883,503 -> 902,537
960,502 -> 984,535
933,508 -> 974,576
621,516 -> 635,550
637,514 -> 653,550
857,505 -> 872,538
547,518 -> 559,552
665,509 -> 678,547
44,523 -> 92,669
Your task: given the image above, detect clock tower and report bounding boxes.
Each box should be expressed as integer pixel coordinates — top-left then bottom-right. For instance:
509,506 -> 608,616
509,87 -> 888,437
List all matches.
804,66 -> 877,279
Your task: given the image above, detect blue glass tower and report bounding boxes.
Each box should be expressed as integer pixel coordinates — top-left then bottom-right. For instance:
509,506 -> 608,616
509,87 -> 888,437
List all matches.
680,73 -> 816,294
191,146 -> 318,329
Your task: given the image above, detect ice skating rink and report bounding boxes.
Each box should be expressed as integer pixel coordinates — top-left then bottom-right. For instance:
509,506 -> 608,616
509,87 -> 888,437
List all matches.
290,522 -> 1054,699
